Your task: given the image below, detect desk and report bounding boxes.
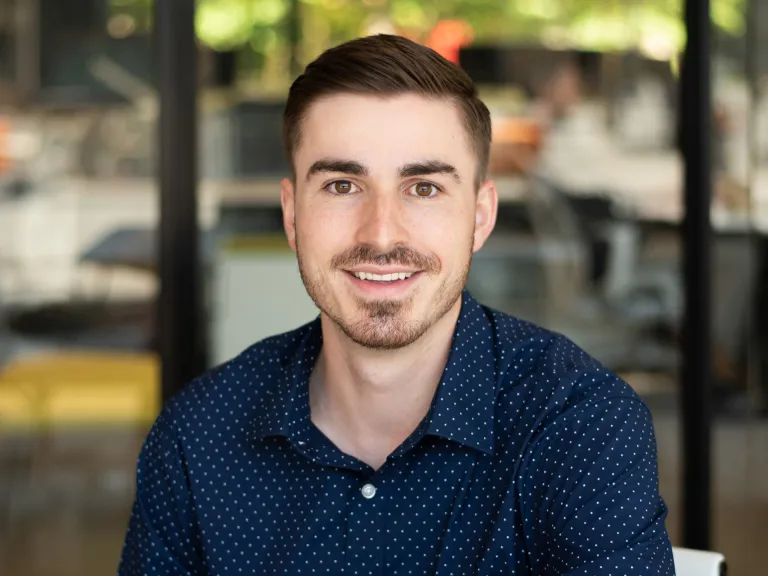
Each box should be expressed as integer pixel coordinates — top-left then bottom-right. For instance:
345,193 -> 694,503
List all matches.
79,227 -> 217,272
79,227 -> 157,272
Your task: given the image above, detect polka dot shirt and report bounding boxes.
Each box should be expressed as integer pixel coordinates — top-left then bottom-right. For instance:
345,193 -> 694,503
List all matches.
118,291 -> 674,575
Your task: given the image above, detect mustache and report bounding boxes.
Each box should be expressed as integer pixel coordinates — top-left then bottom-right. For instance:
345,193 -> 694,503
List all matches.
331,244 -> 440,274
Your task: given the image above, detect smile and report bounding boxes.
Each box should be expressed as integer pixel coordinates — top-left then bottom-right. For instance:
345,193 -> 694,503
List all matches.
351,271 -> 415,282
344,270 -> 422,294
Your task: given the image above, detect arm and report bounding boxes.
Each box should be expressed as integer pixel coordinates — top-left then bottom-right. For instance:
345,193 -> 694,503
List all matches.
520,395 -> 675,575
118,407 -> 205,575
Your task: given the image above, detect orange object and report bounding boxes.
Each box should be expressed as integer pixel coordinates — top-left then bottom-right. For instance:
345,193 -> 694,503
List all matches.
493,117 -> 543,148
426,20 -> 474,64
489,117 -> 544,175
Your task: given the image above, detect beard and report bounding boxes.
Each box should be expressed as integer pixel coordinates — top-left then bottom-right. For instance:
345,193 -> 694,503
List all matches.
296,240 -> 473,350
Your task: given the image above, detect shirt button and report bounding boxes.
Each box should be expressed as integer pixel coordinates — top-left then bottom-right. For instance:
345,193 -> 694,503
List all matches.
361,483 -> 377,499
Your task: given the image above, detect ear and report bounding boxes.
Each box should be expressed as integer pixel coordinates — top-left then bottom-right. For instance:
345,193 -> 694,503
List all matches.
472,180 -> 498,253
281,178 -> 297,252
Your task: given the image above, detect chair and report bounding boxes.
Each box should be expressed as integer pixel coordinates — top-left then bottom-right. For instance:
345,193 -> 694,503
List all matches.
0,351 -> 159,428
672,547 -> 727,576
522,176 -> 682,372
0,351 -> 159,518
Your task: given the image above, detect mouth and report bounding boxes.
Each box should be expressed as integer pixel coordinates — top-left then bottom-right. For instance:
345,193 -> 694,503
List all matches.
343,269 -> 422,294
349,271 -> 416,283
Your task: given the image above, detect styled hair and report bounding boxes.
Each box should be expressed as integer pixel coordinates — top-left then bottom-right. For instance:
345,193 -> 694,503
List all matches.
283,34 -> 492,186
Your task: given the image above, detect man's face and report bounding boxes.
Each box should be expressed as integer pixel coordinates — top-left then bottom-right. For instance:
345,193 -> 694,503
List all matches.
282,93 -> 497,349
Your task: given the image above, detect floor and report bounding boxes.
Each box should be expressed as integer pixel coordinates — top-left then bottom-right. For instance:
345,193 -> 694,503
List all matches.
1,405 -> 767,575
654,412 -> 768,575
0,427 -> 142,576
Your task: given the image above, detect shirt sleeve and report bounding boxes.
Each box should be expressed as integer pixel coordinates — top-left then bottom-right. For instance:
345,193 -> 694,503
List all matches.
118,407 -> 205,576
519,394 -> 675,575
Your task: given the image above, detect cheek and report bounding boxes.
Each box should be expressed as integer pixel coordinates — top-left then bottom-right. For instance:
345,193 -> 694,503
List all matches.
296,207 -> 351,259
438,228 -> 474,267
403,218 -> 472,278
409,205 -> 474,250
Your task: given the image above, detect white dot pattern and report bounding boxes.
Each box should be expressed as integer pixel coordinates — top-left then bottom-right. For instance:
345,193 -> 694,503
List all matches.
118,290 -> 674,575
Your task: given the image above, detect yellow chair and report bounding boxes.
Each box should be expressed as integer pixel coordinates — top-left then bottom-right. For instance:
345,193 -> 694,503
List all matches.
0,351 -> 160,429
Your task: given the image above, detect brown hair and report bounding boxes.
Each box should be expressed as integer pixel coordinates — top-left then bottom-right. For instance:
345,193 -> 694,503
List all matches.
283,34 -> 492,186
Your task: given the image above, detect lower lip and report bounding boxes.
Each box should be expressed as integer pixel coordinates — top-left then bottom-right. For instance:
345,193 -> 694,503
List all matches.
345,271 -> 421,296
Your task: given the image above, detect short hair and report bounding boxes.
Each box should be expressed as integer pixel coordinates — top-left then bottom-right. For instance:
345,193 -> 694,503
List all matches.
283,34 -> 492,187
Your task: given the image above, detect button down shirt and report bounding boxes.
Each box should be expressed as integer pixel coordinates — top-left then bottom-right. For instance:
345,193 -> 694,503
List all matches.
119,291 -> 674,575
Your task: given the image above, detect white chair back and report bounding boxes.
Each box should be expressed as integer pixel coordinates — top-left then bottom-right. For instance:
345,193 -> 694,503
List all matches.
672,547 -> 727,576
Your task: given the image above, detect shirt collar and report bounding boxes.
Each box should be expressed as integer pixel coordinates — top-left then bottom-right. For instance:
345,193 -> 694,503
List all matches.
252,290 -> 496,456
423,291 -> 496,455
251,320 -> 322,442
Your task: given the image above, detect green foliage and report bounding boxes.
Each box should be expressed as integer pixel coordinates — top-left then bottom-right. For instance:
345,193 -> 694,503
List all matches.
109,0 -> 746,79
194,0 -> 288,50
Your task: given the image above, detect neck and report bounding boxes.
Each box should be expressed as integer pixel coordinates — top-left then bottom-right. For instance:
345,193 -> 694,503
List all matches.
310,297 -> 461,469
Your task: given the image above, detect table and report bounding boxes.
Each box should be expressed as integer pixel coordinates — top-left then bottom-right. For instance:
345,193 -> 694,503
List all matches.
79,227 -> 217,272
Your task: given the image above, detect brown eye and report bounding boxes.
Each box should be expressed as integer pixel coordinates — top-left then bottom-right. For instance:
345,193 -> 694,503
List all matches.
330,181 -> 355,194
411,182 -> 438,198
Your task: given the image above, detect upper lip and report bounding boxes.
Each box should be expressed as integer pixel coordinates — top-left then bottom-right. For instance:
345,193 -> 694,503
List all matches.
345,267 -> 420,274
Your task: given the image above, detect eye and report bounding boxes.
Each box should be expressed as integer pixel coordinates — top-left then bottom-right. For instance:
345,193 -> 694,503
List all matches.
408,181 -> 440,199
325,180 -> 359,195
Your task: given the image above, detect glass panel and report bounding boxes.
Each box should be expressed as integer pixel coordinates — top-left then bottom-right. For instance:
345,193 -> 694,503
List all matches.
1,1 -> 158,574
707,1 -> 768,573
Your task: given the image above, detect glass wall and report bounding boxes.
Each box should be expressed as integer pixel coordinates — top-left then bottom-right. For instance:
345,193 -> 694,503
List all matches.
705,0 -> 768,569
1,1 -> 766,574
0,1 -> 159,574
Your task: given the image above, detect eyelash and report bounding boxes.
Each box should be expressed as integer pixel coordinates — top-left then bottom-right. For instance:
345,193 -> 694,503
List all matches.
323,180 -> 443,199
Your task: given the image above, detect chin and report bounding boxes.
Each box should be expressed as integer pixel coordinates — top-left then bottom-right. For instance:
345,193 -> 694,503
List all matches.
340,317 -> 428,350
338,292 -> 458,350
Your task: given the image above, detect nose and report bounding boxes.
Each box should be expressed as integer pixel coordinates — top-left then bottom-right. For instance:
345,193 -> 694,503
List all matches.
354,190 -> 408,252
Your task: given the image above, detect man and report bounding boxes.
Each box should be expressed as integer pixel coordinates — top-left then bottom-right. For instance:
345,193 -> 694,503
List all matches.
119,35 -> 674,575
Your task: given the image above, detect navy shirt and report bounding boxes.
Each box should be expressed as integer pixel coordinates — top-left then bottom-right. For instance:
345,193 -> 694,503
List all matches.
119,291 -> 674,575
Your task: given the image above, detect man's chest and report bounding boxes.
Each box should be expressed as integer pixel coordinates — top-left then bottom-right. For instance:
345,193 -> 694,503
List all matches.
188,441 -> 532,575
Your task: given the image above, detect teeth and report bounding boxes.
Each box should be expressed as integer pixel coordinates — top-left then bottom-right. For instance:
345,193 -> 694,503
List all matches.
353,271 -> 414,282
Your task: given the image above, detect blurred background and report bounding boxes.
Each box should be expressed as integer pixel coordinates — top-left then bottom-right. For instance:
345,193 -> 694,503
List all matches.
0,0 -> 766,574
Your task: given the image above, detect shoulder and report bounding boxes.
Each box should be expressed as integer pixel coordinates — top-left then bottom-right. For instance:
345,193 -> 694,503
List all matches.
160,322 -> 315,437
483,304 -> 640,427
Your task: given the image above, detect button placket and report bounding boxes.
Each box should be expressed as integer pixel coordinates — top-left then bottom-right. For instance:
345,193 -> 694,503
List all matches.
344,476 -> 385,575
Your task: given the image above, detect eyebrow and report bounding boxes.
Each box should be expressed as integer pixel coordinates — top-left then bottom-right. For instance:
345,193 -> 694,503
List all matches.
306,158 -> 368,181
399,160 -> 461,184
305,157 -> 462,184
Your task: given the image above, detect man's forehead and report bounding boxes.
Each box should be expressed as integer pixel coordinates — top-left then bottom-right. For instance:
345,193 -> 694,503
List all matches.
304,91 -> 460,118
296,93 -> 474,173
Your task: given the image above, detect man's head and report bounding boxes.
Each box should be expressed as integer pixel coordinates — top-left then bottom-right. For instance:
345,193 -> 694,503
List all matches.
281,34 -> 497,350
284,34 -> 492,188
